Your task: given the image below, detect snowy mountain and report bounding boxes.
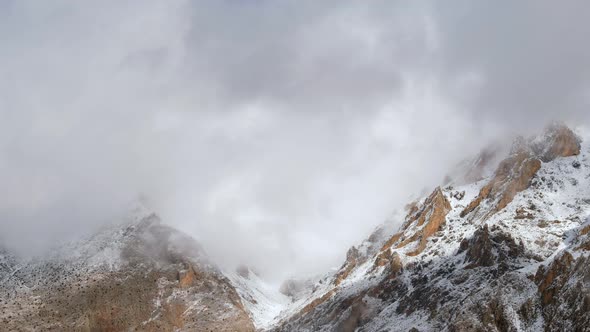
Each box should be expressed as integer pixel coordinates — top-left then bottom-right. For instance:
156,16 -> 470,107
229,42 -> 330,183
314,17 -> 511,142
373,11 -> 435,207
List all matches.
0,206 -> 254,331
2,123 -> 590,331
270,123 -> 590,331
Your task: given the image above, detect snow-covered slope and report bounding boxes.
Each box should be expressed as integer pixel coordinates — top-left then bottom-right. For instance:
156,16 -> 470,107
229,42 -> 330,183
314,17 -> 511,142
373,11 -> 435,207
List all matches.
0,205 -> 255,331
226,267 -> 292,329
271,124 -> 590,331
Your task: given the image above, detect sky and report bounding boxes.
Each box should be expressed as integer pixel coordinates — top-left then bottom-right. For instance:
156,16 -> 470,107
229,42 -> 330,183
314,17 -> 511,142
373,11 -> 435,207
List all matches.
1,1 -> 590,281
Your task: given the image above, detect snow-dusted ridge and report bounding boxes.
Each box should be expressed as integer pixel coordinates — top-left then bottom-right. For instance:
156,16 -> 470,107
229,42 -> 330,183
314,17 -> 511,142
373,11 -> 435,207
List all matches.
0,201 -> 254,331
2,125 -> 590,331
269,125 -> 590,331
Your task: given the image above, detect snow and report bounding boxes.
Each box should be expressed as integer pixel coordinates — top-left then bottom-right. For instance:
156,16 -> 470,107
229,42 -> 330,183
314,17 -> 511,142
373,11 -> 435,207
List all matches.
226,269 -> 291,329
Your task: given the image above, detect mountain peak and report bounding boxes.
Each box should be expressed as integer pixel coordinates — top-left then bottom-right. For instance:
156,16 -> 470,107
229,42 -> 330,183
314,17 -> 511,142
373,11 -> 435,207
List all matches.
532,122 -> 581,162
0,213 -> 255,331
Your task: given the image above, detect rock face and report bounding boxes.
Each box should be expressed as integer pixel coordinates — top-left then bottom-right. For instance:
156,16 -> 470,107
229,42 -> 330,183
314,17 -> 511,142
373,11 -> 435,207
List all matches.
334,247 -> 361,286
535,251 -> 574,306
532,123 -> 581,162
0,214 -> 255,332
272,125 -> 590,332
534,252 -> 590,330
461,124 -> 580,222
458,224 -> 526,269
460,150 -> 542,220
372,249 -> 403,279
381,187 -> 452,257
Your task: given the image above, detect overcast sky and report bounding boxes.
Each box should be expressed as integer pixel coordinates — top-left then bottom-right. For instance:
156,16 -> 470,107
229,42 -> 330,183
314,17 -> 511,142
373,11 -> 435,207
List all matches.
1,1 -> 590,281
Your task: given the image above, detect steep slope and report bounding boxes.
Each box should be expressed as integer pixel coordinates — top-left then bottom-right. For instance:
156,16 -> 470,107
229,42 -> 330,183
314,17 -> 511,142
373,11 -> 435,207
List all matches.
226,266 -> 292,330
272,124 -> 590,331
0,207 -> 255,331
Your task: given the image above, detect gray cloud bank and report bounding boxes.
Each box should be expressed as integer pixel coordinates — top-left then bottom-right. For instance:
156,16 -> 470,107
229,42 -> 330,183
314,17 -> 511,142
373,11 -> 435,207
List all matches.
1,1 -> 589,281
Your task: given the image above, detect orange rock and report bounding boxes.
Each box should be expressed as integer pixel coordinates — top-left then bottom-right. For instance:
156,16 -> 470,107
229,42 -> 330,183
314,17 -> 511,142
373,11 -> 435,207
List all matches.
407,188 -> 451,256
460,183 -> 492,218
374,249 -> 392,268
461,151 -> 541,220
301,289 -> 336,315
381,188 -> 451,256
536,251 -> 574,305
574,224 -> 590,251
178,264 -> 199,288
388,252 -> 403,276
380,233 -> 402,252
538,123 -> 581,162
372,249 -> 402,277
334,247 -> 360,286
575,240 -> 590,251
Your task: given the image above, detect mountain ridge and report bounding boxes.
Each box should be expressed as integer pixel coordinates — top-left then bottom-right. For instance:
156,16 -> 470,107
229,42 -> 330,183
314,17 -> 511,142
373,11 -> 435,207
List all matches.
2,123 -> 590,331
271,123 -> 590,331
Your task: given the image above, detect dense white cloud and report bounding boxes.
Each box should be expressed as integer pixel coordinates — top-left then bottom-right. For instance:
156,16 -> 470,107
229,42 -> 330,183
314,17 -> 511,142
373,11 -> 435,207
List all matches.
0,1 -> 588,281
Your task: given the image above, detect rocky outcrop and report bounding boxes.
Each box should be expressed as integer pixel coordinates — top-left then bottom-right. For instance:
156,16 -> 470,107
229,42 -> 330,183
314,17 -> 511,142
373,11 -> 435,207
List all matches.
334,246 -> 361,286
531,123 -> 581,162
379,187 -> 451,256
379,232 -> 402,252
461,124 -> 580,221
535,251 -> 574,306
576,223 -> 590,251
401,188 -> 451,256
458,225 -> 494,267
404,187 -> 451,231
460,150 -> 541,220
534,253 -> 590,330
458,224 -> 526,270
178,263 -> 199,288
373,250 -> 403,277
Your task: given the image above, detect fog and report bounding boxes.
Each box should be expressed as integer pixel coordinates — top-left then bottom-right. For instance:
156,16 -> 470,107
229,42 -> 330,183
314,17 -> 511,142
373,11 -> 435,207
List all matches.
1,1 -> 589,281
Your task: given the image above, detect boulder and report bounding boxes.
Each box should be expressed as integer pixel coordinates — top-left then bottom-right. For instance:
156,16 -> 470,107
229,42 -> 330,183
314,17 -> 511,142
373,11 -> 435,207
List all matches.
532,123 -> 581,162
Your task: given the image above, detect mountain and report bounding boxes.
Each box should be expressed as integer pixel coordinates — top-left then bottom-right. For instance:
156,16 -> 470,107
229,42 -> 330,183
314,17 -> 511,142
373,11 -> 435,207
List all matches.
2,123 -> 590,331
271,123 -> 590,331
0,206 -> 254,331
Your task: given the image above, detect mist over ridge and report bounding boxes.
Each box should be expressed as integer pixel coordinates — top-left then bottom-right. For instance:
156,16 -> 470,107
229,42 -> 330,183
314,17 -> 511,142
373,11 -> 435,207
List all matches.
1,1 -> 590,282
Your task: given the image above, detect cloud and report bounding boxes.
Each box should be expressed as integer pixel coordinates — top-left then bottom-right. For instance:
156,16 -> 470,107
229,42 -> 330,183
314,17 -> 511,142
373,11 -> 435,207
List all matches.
0,1 -> 588,281
434,1 -> 590,127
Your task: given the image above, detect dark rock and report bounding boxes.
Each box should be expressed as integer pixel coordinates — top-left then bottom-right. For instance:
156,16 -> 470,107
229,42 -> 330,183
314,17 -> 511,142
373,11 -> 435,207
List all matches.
573,160 -> 581,168
458,225 -> 525,270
